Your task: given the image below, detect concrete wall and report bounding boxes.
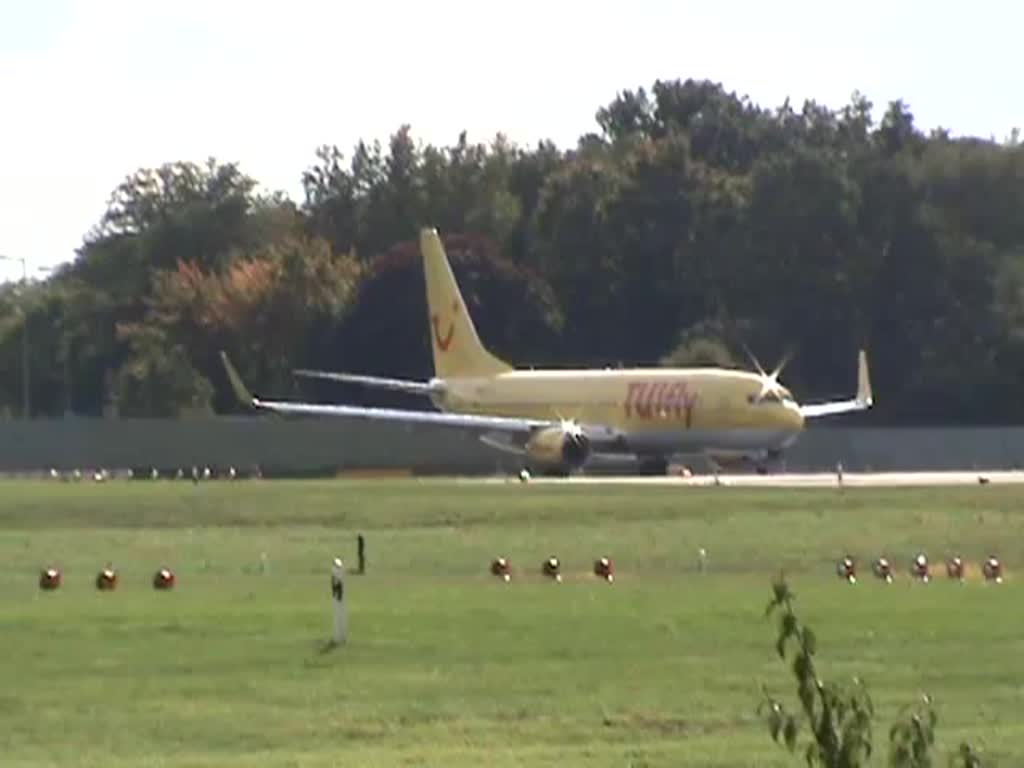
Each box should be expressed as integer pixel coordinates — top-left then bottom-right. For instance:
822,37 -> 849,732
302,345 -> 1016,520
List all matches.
2,417 -> 1023,474
0,417 -> 495,475
782,426 -> 1024,472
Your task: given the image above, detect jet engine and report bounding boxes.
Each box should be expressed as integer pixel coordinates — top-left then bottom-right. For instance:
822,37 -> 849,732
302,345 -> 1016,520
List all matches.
525,422 -> 591,474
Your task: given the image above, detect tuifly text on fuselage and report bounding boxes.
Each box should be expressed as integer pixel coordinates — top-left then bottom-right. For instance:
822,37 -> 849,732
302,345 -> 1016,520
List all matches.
624,381 -> 698,426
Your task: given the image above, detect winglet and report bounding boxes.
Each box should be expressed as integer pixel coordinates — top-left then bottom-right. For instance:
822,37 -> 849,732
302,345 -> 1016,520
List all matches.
857,349 -> 872,407
220,351 -> 257,408
797,349 -> 874,419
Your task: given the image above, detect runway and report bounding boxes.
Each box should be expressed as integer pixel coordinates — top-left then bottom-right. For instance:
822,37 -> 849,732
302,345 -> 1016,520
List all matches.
468,470 -> 1024,488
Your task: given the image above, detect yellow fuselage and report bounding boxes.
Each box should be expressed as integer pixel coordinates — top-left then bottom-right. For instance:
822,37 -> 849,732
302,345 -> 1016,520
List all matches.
416,227 -> 806,460
434,367 -> 804,456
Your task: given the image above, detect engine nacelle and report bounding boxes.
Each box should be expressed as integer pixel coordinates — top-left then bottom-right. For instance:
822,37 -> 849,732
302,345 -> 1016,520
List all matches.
525,423 -> 591,474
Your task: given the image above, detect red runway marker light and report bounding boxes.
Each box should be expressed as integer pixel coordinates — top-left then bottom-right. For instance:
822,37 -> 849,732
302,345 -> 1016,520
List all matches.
836,556 -> 856,583
983,556 -> 1003,584
946,556 -> 964,582
95,566 -> 119,591
542,556 -> 562,582
593,557 -> 614,582
911,553 -> 930,583
490,557 -> 511,582
39,567 -> 61,591
153,568 -> 176,590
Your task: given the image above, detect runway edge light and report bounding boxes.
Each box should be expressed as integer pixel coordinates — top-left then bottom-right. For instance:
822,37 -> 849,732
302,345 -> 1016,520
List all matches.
873,557 -> 893,583
836,556 -> 856,584
983,556 -> 1003,584
39,567 -> 61,591
490,557 -> 511,582
153,568 -> 176,590
542,556 -> 562,582
946,556 -> 964,583
95,564 -> 118,591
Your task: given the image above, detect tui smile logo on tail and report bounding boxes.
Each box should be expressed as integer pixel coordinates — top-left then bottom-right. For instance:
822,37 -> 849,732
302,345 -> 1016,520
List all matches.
431,300 -> 459,352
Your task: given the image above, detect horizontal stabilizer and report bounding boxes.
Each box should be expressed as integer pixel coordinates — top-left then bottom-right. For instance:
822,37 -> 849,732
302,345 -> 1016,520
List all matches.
293,369 -> 442,396
223,350 -> 542,432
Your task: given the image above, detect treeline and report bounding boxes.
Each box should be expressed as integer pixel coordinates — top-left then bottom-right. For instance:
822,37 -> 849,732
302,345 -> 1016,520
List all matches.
2,78 -> 1024,423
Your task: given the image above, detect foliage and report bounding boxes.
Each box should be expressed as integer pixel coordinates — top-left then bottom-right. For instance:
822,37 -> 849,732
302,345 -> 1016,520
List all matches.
761,576 -> 985,767
660,319 -> 743,368
321,232 -> 563,398
4,78 -> 1024,419
114,234 -> 360,414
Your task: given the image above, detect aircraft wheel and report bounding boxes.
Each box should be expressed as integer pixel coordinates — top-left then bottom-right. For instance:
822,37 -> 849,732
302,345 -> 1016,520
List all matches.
541,468 -> 571,478
527,464 -> 570,478
637,457 -> 669,476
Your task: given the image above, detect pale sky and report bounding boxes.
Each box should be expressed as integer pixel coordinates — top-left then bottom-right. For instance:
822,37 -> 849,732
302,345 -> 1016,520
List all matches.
0,0 -> 1019,282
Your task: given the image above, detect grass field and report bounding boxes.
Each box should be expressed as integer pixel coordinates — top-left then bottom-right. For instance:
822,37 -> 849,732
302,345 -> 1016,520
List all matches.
1,478 -> 1022,767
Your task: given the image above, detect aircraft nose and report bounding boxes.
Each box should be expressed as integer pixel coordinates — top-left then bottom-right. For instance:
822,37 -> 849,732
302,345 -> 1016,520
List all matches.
783,401 -> 805,432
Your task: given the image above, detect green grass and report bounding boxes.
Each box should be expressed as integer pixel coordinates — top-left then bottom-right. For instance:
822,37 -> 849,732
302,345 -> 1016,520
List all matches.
1,478 -> 1022,766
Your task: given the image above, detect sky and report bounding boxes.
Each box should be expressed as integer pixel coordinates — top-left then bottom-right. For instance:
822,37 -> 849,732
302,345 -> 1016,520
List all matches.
0,0 -> 1020,282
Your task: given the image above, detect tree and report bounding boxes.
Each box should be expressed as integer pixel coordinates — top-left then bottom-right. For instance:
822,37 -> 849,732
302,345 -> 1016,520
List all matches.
9,79 -> 1024,424
660,320 -> 741,368
31,158 -> 271,417
308,232 -> 563,408
301,143 -> 361,255
596,86 -> 654,142
114,234 -> 360,415
90,158 -> 259,273
528,148 -> 626,363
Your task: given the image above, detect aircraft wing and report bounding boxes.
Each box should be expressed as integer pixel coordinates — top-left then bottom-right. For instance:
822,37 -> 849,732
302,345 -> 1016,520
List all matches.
799,349 -> 873,419
292,368 -> 442,396
223,352 -> 544,433
249,399 -> 549,431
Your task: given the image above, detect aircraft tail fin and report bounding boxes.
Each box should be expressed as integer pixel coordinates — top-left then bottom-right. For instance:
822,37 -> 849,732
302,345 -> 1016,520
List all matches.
420,228 -> 512,379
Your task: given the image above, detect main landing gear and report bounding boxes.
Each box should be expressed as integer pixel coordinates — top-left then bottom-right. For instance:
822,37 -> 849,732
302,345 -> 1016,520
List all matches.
636,457 -> 669,476
759,449 -> 786,474
705,450 -> 786,476
521,464 -> 571,479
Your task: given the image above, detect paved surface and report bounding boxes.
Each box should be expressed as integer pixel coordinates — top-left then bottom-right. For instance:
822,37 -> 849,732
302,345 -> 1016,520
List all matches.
6,469 -> 1024,487
466,470 -> 1024,487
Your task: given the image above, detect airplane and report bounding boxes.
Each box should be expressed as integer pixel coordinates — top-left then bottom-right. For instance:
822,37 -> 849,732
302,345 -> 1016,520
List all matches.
220,227 -> 873,476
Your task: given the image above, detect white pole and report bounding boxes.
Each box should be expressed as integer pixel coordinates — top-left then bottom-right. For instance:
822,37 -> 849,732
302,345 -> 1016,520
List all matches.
331,557 -> 347,645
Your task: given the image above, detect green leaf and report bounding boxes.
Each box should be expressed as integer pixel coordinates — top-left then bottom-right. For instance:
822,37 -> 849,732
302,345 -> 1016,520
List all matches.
794,652 -> 812,682
805,742 -> 818,767
784,716 -> 798,751
771,578 -> 790,605
782,613 -> 798,638
776,635 -> 788,659
803,627 -> 817,655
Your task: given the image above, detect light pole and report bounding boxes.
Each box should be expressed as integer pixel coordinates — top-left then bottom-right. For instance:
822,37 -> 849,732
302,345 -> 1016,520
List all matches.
0,254 -> 29,418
